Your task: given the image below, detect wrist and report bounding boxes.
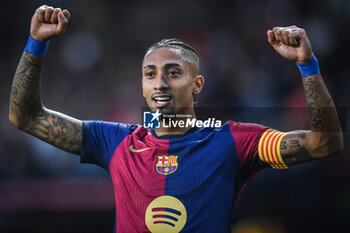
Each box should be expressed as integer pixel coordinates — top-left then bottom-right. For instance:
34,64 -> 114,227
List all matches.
296,56 -> 320,77
24,35 -> 49,56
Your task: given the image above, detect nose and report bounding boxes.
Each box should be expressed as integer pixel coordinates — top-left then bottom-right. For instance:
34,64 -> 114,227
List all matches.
154,74 -> 169,90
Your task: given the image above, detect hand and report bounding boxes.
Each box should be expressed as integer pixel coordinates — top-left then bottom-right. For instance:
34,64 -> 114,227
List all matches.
267,26 -> 313,64
30,5 -> 71,42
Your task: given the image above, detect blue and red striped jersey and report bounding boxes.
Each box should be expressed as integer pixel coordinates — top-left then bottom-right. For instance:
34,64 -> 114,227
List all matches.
81,121 -> 269,233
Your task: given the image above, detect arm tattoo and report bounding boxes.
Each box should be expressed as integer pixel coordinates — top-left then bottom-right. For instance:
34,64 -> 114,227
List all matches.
10,52 -> 42,126
10,52 -> 82,155
303,77 -> 322,129
280,132 -> 314,165
279,67 -> 343,164
29,110 -> 82,154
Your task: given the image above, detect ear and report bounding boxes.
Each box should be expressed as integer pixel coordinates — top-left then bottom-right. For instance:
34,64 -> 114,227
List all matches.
193,75 -> 205,95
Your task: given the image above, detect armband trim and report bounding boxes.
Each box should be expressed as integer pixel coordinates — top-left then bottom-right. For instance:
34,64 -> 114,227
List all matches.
258,129 -> 288,169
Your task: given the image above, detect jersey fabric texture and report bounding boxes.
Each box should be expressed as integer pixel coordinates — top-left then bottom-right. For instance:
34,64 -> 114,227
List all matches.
81,121 -> 269,233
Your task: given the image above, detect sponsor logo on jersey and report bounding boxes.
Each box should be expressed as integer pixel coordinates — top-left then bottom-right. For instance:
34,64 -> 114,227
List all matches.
156,155 -> 178,175
128,145 -> 152,153
145,195 -> 187,233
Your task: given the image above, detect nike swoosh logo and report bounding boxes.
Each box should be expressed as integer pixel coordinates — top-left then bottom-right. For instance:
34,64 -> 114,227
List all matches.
129,145 -> 152,153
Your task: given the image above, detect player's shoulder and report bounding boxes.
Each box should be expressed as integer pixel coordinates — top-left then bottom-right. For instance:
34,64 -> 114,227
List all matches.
83,120 -> 140,136
227,120 -> 270,134
83,120 -> 129,129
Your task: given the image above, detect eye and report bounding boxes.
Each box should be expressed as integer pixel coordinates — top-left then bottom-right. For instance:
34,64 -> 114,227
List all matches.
167,70 -> 179,76
145,71 -> 155,78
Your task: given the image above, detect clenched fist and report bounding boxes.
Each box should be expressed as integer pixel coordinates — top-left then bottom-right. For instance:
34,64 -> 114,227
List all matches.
267,26 -> 313,64
30,5 -> 71,42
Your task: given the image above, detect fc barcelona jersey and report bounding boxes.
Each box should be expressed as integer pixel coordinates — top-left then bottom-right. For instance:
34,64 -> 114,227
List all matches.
81,121 -> 270,233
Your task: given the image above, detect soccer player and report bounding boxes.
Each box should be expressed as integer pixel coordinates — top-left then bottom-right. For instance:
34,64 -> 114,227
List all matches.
9,5 -> 343,233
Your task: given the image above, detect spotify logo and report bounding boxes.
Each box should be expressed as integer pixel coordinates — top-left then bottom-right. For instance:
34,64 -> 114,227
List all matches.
145,195 -> 187,233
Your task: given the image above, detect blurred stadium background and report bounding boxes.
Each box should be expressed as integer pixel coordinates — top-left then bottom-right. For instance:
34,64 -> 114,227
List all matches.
0,0 -> 349,232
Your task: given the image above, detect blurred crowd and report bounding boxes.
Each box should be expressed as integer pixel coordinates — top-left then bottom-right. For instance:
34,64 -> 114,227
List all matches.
0,0 -> 349,232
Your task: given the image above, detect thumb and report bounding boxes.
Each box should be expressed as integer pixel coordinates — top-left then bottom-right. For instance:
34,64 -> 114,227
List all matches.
56,11 -> 68,35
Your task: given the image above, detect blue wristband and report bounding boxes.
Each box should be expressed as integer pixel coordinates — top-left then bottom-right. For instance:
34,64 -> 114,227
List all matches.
296,56 -> 320,77
24,35 -> 49,56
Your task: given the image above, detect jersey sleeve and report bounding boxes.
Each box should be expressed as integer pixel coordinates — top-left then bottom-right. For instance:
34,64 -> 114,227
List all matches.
229,121 -> 270,178
80,121 -> 132,170
229,121 -> 289,178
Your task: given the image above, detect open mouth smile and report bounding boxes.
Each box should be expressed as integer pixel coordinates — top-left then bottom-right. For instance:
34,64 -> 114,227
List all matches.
152,94 -> 172,108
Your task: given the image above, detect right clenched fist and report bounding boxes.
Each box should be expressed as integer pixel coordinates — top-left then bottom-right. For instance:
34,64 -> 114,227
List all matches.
30,5 -> 71,41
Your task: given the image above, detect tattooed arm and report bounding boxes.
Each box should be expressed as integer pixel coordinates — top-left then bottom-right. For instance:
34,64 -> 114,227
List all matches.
267,26 -> 343,166
280,74 -> 343,165
9,52 -> 82,154
9,6 -> 81,155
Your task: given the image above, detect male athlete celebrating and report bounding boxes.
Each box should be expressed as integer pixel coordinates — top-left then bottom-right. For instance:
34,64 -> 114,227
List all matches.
9,5 -> 343,233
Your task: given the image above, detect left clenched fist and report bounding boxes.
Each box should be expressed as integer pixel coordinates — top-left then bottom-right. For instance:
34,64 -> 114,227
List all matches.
267,26 -> 313,64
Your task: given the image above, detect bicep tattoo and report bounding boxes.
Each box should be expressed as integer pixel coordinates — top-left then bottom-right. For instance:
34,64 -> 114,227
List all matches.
280,131 -> 314,165
29,109 -> 82,155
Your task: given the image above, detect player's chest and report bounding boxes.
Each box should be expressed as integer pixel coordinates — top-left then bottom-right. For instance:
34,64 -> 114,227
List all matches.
108,135 -> 237,193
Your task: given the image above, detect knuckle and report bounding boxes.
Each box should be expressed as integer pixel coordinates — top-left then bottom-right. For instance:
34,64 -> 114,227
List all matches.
36,9 -> 44,15
38,5 -> 47,10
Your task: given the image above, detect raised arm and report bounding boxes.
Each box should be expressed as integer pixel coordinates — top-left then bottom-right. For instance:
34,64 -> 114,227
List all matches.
263,26 -> 343,167
9,5 -> 82,155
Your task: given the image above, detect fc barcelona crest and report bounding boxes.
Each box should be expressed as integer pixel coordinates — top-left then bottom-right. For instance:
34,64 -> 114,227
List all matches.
156,155 -> 179,175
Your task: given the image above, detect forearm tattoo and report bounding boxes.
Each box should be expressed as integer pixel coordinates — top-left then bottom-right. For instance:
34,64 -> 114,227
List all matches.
304,77 -> 322,129
10,52 -> 82,154
10,52 -> 42,124
280,132 -> 313,165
